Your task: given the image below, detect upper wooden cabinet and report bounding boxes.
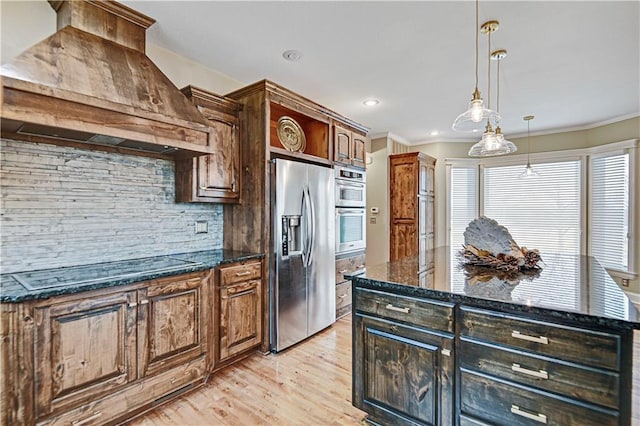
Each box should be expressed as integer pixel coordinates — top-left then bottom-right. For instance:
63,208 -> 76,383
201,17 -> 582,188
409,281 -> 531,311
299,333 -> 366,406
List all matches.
333,125 -> 367,168
176,86 -> 242,203
389,152 -> 436,269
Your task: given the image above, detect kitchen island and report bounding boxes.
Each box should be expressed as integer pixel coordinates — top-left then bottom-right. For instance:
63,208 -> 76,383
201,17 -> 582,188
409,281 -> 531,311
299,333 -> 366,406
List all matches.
349,247 -> 639,426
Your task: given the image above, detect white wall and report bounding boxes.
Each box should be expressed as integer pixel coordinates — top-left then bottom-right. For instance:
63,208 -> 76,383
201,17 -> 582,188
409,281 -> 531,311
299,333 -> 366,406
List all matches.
365,137 -> 390,266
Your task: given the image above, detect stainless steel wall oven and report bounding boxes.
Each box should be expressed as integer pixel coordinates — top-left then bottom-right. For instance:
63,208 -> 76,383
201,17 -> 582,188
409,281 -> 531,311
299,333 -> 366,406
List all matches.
334,166 -> 366,255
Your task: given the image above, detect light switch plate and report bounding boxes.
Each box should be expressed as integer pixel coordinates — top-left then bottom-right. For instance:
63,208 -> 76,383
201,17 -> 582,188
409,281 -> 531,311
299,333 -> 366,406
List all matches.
195,221 -> 208,234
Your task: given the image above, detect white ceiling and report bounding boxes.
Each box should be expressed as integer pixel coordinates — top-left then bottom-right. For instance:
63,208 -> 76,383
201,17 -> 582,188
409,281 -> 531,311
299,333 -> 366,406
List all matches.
123,1 -> 639,144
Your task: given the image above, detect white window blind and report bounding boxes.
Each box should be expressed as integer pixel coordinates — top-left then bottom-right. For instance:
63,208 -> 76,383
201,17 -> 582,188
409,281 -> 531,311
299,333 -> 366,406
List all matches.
449,167 -> 479,249
590,153 -> 630,271
449,166 -> 478,291
483,161 -> 581,255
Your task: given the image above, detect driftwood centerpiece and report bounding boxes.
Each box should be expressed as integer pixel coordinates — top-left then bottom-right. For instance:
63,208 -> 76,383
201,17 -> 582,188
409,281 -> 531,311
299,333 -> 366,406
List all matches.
460,217 -> 543,271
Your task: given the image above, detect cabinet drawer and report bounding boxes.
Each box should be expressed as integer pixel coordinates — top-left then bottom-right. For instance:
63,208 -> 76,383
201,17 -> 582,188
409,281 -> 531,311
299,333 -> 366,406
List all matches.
460,370 -> 619,426
336,281 -> 352,311
460,307 -> 621,370
460,339 -> 619,409
335,254 -> 366,284
355,288 -> 454,333
219,261 -> 261,285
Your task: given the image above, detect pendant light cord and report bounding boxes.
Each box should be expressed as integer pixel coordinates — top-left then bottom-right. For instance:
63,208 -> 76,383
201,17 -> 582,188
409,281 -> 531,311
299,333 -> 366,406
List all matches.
496,55 -> 500,113
527,119 -> 531,165
487,29 -> 492,110
474,0 -> 479,91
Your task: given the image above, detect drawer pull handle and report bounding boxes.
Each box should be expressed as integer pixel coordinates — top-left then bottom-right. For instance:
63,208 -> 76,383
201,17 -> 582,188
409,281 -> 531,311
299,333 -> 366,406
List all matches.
357,264 -> 365,268
511,330 -> 548,345
72,411 -> 103,425
128,302 -> 137,308
338,294 -> 348,299
338,269 -> 348,273
441,349 -> 451,357
385,304 -> 410,314
139,300 -> 149,305
235,271 -> 252,277
510,405 -> 547,424
511,363 -> 549,379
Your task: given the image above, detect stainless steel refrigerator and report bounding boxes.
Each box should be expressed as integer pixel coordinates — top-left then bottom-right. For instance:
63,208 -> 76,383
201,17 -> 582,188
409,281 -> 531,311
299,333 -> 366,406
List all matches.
270,158 -> 335,352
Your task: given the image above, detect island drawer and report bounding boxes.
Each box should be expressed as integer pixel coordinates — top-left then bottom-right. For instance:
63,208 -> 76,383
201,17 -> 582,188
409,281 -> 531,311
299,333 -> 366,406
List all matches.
355,288 -> 454,333
335,254 -> 366,284
336,281 -> 352,312
219,261 -> 262,285
459,338 -> 620,409
459,307 -> 621,370
460,369 -> 619,426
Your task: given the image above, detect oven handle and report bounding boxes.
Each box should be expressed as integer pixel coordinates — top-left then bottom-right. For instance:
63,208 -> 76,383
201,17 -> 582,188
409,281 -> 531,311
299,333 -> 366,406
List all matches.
336,208 -> 366,215
335,180 -> 366,189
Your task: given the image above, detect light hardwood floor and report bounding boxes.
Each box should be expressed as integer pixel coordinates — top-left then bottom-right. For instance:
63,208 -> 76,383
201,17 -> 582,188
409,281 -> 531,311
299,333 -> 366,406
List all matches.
128,316 -> 367,426
129,319 -> 640,426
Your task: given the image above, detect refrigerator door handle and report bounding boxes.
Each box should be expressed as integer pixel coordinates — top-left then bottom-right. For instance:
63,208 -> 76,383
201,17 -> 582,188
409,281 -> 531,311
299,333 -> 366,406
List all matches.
301,186 -> 311,266
306,186 -> 316,267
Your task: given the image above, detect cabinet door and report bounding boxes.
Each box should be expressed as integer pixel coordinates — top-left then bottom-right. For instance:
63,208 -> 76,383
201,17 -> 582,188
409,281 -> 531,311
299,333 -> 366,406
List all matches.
390,223 -> 417,260
351,133 -> 367,168
138,273 -> 209,378
197,119 -> 240,201
390,161 -> 418,221
219,279 -> 262,362
334,126 -> 352,163
354,314 -> 454,425
34,290 -> 137,418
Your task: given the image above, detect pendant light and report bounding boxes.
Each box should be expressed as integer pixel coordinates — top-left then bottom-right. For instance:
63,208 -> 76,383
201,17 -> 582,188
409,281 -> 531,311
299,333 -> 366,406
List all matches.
468,23 -> 516,157
519,115 -> 539,178
452,2 -> 500,132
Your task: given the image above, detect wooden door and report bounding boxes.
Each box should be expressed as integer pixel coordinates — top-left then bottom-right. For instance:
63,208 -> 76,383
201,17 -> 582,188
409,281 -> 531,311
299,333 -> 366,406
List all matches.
34,290 -> 137,418
219,278 -> 262,362
334,126 -> 352,164
390,156 -> 418,260
138,272 -> 209,378
197,119 -> 239,201
351,133 -> 367,168
354,314 -> 454,425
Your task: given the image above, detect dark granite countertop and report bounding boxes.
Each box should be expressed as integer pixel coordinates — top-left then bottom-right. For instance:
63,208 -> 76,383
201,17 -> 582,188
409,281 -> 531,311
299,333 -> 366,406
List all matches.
0,249 -> 264,303
348,247 -> 640,330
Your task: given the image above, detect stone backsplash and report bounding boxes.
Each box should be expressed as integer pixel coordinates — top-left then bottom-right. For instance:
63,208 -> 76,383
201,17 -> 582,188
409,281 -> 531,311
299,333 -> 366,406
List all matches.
0,138 -> 223,273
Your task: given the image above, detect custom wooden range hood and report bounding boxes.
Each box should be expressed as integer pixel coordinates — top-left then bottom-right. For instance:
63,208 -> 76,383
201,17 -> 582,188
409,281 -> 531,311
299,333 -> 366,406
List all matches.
0,0 -> 215,158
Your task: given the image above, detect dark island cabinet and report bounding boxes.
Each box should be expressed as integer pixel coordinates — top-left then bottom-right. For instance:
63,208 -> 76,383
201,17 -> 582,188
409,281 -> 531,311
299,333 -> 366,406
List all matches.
353,286 -> 634,426
353,288 -> 455,425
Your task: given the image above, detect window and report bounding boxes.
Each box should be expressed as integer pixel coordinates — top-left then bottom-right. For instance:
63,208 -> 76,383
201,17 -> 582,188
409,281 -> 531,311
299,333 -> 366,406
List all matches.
447,141 -> 636,277
483,161 -> 581,255
590,152 -> 630,271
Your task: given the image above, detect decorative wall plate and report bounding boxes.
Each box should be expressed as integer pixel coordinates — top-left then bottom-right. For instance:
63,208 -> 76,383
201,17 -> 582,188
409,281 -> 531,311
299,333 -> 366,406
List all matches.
277,116 -> 306,152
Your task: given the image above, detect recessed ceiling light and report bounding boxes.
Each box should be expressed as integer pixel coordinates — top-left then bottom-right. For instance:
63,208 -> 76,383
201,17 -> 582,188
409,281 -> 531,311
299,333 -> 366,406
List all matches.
362,98 -> 380,107
430,131 -> 439,136
472,129 -> 479,133
282,50 -> 302,62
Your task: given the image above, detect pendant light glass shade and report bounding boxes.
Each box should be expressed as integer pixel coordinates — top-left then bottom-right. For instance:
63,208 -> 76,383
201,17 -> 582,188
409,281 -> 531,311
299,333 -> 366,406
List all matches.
452,92 -> 501,132
519,115 -> 539,178
452,2 -> 501,132
468,122 -> 517,157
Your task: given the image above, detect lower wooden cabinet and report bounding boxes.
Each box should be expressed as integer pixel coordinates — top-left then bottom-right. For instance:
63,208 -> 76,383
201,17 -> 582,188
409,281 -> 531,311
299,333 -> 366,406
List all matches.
353,288 -> 455,425
335,251 -> 365,318
353,314 -> 454,426
215,259 -> 263,366
3,270 -> 212,425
